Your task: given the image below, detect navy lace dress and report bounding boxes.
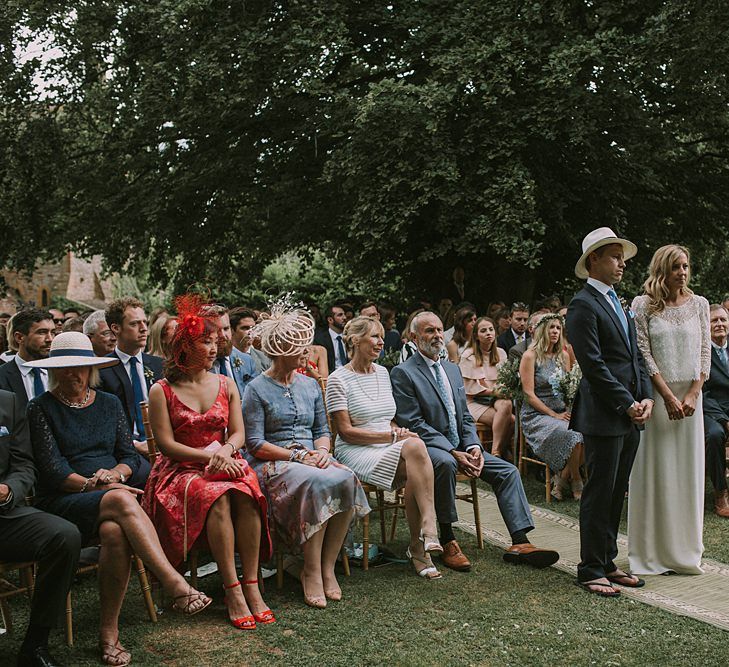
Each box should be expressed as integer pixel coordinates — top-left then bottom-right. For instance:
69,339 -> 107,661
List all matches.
27,391 -> 141,541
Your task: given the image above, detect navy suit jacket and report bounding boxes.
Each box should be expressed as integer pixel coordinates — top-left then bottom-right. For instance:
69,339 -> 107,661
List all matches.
391,352 -> 481,453
703,347 -> 729,426
497,329 -> 529,354
313,328 -> 338,372
0,389 -> 35,517
0,358 -> 31,409
566,284 -> 652,437
98,351 -> 163,431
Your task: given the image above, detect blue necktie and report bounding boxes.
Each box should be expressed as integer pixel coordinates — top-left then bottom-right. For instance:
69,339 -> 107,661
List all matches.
128,356 -> 147,440
218,358 -> 229,376
31,368 -> 45,399
336,335 -> 347,367
718,347 -> 728,368
607,289 -> 630,343
432,362 -> 459,447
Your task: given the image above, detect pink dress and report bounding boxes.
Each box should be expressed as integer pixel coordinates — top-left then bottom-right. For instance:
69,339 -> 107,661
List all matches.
142,376 -> 271,567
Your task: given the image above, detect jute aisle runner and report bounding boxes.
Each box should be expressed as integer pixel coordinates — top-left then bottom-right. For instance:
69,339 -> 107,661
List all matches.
454,486 -> 729,632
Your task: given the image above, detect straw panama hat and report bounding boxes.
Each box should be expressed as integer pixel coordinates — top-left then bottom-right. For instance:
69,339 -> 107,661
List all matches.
574,227 -> 638,279
23,331 -> 120,369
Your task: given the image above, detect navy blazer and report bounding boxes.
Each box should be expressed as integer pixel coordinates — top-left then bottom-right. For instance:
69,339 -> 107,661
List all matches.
703,347 -> 729,426
0,389 -> 35,517
313,328 -> 337,373
0,358 -> 30,409
566,284 -> 652,437
391,352 -> 481,453
98,351 -> 163,431
497,329 -> 529,354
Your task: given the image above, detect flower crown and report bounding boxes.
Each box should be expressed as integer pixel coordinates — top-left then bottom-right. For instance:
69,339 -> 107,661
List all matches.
534,313 -> 565,331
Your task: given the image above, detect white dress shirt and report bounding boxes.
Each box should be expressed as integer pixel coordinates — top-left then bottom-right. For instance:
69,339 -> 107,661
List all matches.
115,348 -> 149,401
328,328 -> 347,369
15,354 -> 48,401
510,328 -> 526,344
587,277 -> 620,315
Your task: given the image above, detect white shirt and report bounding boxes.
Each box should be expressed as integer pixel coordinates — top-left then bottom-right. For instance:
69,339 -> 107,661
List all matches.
587,277 -> 620,315
417,351 -> 479,452
15,354 -> 48,401
213,357 -> 233,376
115,348 -> 148,401
510,328 -> 526,344
328,328 -> 347,369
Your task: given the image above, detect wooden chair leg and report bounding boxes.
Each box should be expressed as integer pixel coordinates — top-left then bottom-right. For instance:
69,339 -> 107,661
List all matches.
340,548 -> 351,577
276,551 -> 284,590
362,513 -> 370,572
389,502 -> 399,543
545,467 -> 552,504
134,556 -> 158,622
376,490 -> 387,544
1,598 -> 12,635
470,478 -> 484,549
189,551 -> 199,590
22,565 -> 35,600
65,591 -> 73,647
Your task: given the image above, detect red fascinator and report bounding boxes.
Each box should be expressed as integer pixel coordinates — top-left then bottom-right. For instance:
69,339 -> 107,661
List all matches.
169,293 -> 217,375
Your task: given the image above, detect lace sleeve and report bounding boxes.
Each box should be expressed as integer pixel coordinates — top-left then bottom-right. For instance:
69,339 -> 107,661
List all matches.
631,296 -> 660,376
113,399 -> 140,475
698,296 -> 712,378
27,399 -> 74,491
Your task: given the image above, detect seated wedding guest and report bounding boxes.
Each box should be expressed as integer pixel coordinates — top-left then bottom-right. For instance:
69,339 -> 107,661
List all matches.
508,312 -> 548,363
459,317 -> 513,458
342,302 -> 355,323
1,389 -> 81,667
558,306 -> 577,366
497,302 -> 531,353
399,309 -> 424,364
84,310 -> 117,358
147,314 -> 177,359
201,304 -> 258,399
494,308 -> 511,336
313,303 -> 348,372
99,297 -> 163,460
437,297 -> 453,324
296,345 -> 329,380
148,306 -> 169,328
26,333 -> 211,666
230,307 -> 271,373
0,312 -> 10,326
0,309 -> 55,409
358,301 -> 380,320
520,314 -> 584,500
143,296 -> 274,628
446,306 -> 477,362
487,301 -> 507,319
379,303 -> 402,352
62,309 -> 80,323
701,304 -> 729,518
0,314 -> 18,363
48,309 -> 65,336
327,316 -> 443,580
62,317 -> 84,333
0,322 -> 7,357
392,311 -> 559,571
243,300 -> 369,608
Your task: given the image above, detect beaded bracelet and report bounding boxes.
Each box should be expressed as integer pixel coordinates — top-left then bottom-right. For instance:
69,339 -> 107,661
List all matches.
79,478 -> 91,493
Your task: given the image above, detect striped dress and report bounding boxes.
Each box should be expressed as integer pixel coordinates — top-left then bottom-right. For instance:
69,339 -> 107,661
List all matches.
326,365 -> 405,491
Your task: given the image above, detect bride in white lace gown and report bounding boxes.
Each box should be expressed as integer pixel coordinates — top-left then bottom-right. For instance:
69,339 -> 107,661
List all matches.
628,245 -> 710,575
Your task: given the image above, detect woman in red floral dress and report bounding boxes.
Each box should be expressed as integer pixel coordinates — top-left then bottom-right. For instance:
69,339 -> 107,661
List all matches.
142,298 -> 273,630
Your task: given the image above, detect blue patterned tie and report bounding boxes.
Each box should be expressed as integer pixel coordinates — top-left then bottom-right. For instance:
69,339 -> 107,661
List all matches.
432,362 -> 459,447
718,347 -> 728,368
128,356 -> 147,440
607,289 -> 630,343
336,335 -> 347,367
31,368 -> 45,399
218,358 -> 229,376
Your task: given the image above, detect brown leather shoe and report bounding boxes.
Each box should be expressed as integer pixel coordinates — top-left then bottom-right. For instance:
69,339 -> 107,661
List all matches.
503,543 -> 559,569
441,540 -> 471,571
715,490 -> 729,518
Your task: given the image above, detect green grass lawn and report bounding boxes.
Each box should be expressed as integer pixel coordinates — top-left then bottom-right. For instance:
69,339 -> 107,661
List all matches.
1,477 -> 727,666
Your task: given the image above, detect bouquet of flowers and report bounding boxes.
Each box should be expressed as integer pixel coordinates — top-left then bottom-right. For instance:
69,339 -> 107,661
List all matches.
549,363 -> 582,407
495,357 -> 523,402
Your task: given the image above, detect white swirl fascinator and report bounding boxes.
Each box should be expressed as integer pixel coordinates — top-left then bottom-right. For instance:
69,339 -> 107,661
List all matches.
253,293 -> 316,357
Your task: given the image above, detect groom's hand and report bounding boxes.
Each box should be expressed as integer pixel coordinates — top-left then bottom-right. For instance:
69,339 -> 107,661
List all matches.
626,402 -> 643,420
633,399 -> 654,425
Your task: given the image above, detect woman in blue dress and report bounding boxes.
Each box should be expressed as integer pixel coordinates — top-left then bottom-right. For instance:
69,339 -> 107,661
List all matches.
243,299 -> 369,609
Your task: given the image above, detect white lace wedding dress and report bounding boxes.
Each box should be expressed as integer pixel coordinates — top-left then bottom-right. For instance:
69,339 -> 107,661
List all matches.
628,294 -> 710,575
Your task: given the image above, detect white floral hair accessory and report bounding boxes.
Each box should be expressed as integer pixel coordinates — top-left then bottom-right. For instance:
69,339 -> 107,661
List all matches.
253,292 -> 316,357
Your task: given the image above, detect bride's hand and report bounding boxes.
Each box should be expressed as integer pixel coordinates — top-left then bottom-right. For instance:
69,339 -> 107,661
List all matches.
663,394 -> 684,420
680,392 -> 698,418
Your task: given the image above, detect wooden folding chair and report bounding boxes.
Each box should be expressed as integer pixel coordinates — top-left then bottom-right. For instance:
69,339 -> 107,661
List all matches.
0,561 -> 36,636
516,406 -> 551,503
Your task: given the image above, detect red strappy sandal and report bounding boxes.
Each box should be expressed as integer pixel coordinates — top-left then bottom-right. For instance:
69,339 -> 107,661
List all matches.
223,581 -> 256,630
242,579 -> 277,624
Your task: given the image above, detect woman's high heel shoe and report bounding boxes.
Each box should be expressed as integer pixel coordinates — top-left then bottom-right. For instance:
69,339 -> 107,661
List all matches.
406,547 -> 442,580
419,530 -> 444,555
241,579 -> 276,624
223,581 -> 256,630
301,572 -> 327,609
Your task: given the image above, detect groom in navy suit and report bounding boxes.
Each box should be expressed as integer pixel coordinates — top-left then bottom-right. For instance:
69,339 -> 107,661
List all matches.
567,228 -> 653,597
391,311 -> 558,572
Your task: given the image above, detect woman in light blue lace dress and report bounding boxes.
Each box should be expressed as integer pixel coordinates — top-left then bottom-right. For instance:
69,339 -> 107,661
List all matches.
242,301 -> 369,609
519,314 -> 583,500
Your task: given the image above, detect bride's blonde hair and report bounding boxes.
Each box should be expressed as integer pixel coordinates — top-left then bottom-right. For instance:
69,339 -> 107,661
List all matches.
643,244 -> 693,314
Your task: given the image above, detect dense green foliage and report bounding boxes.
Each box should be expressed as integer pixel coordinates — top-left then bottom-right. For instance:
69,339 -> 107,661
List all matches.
3,1 -> 729,306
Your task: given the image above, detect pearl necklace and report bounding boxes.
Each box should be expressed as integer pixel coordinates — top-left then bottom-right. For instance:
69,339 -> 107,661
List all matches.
56,387 -> 91,408
348,363 -> 380,401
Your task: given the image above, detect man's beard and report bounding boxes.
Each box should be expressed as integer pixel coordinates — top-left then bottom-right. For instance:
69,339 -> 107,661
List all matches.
218,339 -> 233,357
420,340 -> 443,358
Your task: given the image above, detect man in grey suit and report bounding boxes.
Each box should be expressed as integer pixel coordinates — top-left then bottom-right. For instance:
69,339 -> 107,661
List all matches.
0,389 -> 81,666
391,311 -> 558,572
702,303 -> 729,518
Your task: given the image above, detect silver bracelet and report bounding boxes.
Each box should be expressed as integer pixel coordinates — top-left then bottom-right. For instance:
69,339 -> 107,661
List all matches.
79,478 -> 91,493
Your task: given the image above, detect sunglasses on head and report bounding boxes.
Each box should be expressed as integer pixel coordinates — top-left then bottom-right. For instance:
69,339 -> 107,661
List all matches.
511,302 -> 529,312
